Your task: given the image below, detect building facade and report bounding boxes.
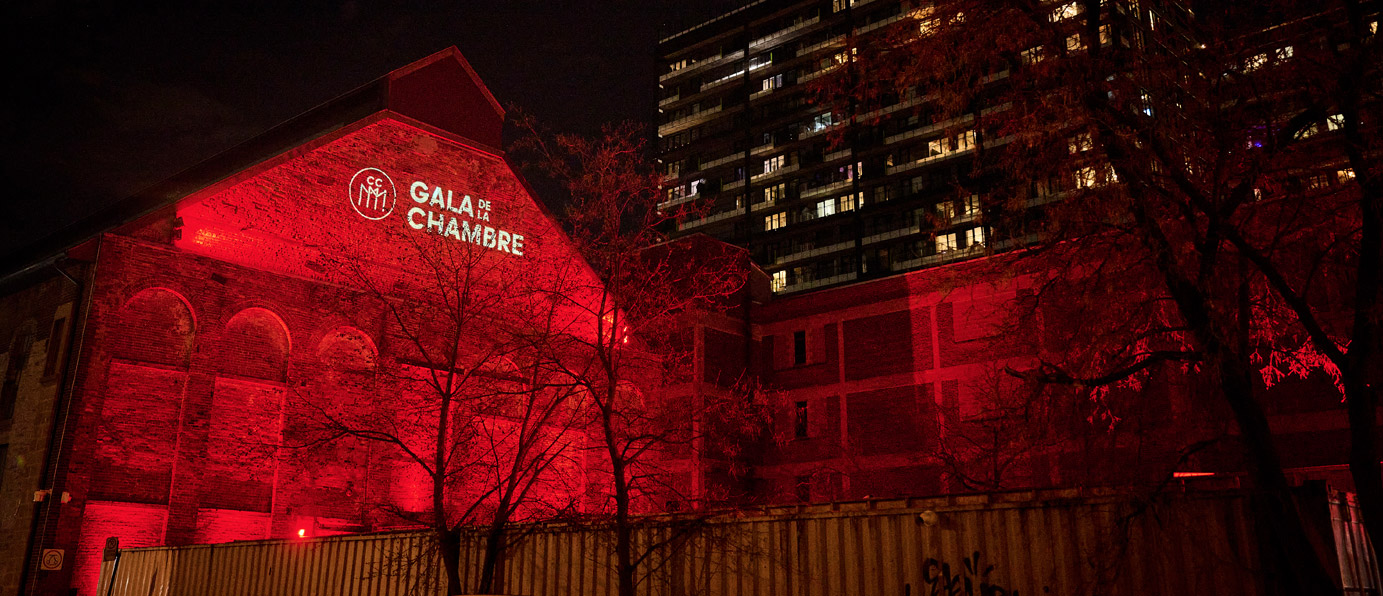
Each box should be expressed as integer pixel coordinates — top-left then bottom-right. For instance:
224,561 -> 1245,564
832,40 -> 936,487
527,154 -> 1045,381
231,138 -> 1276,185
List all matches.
655,0 -> 1194,294
0,49 -> 672,596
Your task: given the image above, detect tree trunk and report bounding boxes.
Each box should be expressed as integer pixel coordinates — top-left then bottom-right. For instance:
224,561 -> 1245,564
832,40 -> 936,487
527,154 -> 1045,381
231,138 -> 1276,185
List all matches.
1345,375 -> 1383,564
1216,355 -> 1339,595
438,527 -> 465,596
477,510 -> 511,594
613,456 -> 636,596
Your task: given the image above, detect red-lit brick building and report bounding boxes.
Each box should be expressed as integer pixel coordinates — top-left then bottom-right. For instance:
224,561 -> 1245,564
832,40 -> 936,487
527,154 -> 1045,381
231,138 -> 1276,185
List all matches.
0,48 -> 1356,596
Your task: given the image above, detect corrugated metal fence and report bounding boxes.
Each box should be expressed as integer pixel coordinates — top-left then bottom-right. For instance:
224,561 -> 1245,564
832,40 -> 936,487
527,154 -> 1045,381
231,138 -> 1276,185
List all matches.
97,488 -> 1378,596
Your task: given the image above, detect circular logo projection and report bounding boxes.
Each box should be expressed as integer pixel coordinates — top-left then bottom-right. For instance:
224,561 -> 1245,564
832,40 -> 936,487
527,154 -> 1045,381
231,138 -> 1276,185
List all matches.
348,167 -> 396,220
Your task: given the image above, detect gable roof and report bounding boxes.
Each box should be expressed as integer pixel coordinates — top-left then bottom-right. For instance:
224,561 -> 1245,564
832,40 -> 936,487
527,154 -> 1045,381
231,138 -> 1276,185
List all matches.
0,47 -> 506,281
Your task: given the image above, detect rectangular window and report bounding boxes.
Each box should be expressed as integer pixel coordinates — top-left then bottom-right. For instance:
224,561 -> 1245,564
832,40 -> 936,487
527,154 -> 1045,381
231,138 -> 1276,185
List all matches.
764,154 -> 786,173
816,198 -> 837,218
1275,45 -> 1294,60
794,474 -> 812,502
771,270 -> 787,292
765,182 -> 786,203
962,195 -> 980,217
765,212 -> 787,231
1338,168 -> 1356,182
1244,53 -> 1268,72
936,232 -> 959,253
1100,24 -> 1113,45
794,401 -> 809,437
793,331 -> 807,365
42,317 -> 66,378
1066,34 -> 1084,52
1021,46 -> 1045,64
966,227 -> 986,247
1051,2 -> 1080,21
1069,133 -> 1092,154
1327,114 -> 1344,131
839,193 -> 859,212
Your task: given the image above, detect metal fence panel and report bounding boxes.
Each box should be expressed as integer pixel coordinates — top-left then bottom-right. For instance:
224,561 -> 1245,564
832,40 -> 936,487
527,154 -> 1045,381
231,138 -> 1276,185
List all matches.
97,489 -> 1373,596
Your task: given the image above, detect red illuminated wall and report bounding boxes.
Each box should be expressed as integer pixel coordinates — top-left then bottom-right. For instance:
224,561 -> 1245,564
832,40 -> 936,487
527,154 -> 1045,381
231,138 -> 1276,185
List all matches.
41,111 -> 609,596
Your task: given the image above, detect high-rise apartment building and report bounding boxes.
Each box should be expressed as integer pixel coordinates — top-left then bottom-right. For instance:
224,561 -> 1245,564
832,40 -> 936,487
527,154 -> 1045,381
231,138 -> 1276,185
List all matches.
655,0 -> 1183,294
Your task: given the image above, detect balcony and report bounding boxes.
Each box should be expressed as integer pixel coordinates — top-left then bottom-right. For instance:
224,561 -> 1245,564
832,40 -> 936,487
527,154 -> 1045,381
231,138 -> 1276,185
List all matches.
658,94 -> 680,108
660,50 -> 744,83
801,179 -> 851,199
751,17 -> 821,49
678,207 -> 745,231
855,13 -> 909,36
862,224 -> 923,245
823,148 -> 853,163
750,197 -> 779,212
884,148 -> 974,175
751,141 -> 776,155
780,271 -> 857,294
700,151 -> 745,170
800,34 -> 845,56
797,63 -> 840,84
657,192 -> 701,211
774,240 -> 855,265
751,163 -> 800,183
658,105 -> 723,137
883,113 -> 975,145
892,244 -> 985,271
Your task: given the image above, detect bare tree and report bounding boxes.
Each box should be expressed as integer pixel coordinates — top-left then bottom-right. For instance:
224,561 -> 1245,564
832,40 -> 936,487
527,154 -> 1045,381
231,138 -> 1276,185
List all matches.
294,230 -> 586,595
512,116 -> 771,596
817,0 -> 1380,592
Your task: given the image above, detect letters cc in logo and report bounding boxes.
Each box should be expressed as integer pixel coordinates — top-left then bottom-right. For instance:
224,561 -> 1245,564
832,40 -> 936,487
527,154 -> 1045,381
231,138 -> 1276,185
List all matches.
349,167 -> 396,220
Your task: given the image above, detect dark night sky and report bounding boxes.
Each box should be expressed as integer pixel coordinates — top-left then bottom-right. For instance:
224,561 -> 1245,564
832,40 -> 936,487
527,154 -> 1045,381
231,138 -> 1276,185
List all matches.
0,1 -> 743,257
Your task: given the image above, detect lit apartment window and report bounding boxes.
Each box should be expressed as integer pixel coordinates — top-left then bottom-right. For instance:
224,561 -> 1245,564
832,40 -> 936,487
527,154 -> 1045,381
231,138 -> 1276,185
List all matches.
1297,123 -> 1322,140
811,112 -> 836,132
1307,173 -> 1331,190
1066,34 -> 1085,52
1338,168 -> 1356,182
1076,167 -> 1098,189
1051,2 -> 1080,21
833,0 -> 852,12
1244,53 -> 1268,72
817,198 -> 836,218
1069,133 -> 1092,154
1328,114 -> 1344,131
1276,45 -> 1294,60
1100,24 -> 1113,45
966,227 -> 986,247
765,212 -> 787,231
936,232 -> 959,253
765,182 -> 786,203
1021,46 -> 1045,64
666,185 -> 687,201
937,200 -> 957,220
961,195 -> 980,217
764,154 -> 786,173
839,193 -> 859,212
762,74 -> 784,91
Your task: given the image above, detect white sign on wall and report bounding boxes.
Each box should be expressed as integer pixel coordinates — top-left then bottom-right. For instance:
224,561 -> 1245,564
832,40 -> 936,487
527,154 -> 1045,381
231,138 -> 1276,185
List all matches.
348,167 -> 526,257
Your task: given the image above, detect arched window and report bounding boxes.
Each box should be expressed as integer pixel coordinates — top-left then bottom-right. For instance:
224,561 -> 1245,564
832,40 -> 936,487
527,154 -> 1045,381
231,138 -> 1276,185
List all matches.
114,288 -> 195,367
221,307 -> 291,381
